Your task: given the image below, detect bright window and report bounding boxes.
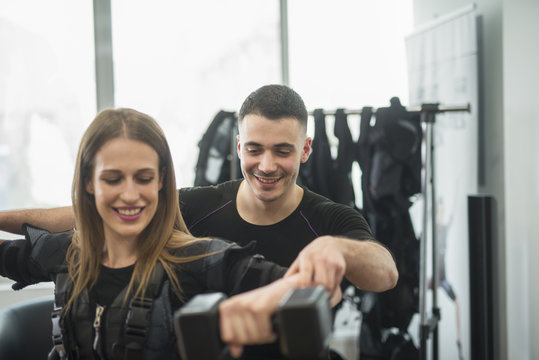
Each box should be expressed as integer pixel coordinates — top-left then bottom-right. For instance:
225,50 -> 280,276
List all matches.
0,1 -> 95,286
111,0 -> 281,187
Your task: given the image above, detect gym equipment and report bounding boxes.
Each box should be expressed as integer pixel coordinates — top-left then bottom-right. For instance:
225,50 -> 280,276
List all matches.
174,286 -> 332,360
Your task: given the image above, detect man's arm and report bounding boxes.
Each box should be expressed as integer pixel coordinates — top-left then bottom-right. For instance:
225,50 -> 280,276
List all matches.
0,206 -> 75,235
285,236 -> 398,294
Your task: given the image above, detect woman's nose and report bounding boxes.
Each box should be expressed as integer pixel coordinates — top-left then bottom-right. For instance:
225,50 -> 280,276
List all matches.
120,179 -> 139,202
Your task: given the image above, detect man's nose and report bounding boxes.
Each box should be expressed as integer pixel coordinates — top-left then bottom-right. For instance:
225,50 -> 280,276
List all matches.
258,152 -> 278,173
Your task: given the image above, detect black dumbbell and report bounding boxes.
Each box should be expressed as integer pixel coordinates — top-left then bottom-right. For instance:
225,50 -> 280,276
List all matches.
174,285 -> 333,360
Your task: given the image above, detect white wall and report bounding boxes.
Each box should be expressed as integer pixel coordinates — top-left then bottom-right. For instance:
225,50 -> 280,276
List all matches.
502,0 -> 539,359
413,0 -> 539,359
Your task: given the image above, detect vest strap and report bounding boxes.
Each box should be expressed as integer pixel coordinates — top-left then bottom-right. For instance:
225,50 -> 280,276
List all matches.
49,272 -> 79,360
121,262 -> 166,360
51,306 -> 67,360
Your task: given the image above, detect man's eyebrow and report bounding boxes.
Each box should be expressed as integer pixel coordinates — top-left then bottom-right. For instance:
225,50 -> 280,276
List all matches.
274,143 -> 295,148
243,141 -> 295,148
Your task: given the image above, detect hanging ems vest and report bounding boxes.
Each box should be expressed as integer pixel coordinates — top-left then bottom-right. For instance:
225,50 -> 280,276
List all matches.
332,108 -> 356,208
194,110 -> 242,186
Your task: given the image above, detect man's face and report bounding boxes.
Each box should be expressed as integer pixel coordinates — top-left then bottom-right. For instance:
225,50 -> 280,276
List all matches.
237,114 -> 311,203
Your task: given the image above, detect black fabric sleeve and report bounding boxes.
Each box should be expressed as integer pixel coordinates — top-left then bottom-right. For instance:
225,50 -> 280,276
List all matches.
0,224 -> 71,289
0,239 -> 31,284
177,239 -> 287,297
220,244 -> 287,296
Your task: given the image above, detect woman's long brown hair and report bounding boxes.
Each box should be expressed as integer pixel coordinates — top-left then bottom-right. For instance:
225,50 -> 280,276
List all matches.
66,108 -> 203,309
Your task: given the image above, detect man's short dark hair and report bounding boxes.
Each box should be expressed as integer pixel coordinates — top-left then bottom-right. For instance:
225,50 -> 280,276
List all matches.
238,84 -> 308,128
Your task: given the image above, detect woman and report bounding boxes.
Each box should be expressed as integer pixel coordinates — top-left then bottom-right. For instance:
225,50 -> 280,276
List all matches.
0,108 -> 322,359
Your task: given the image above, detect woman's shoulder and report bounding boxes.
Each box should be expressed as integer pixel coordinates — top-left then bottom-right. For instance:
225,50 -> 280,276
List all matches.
169,238 -> 257,279
172,238 -> 237,256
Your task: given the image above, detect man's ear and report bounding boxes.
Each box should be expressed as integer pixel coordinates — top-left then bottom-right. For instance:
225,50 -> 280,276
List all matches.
236,134 -> 242,159
85,179 -> 94,194
301,137 -> 312,163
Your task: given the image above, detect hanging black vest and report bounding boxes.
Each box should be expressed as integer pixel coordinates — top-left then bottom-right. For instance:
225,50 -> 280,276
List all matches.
299,109 -> 333,199
194,110 -> 242,186
356,97 -> 422,359
331,108 -> 356,207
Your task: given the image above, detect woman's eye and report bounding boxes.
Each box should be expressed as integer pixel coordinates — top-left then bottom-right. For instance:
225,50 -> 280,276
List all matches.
137,177 -> 154,184
103,178 -> 120,184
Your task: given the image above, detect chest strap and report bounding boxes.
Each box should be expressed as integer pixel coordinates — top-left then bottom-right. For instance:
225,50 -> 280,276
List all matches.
120,262 -> 166,360
50,272 -> 78,360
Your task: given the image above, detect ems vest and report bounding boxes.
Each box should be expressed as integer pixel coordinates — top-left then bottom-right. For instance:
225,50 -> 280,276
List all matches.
49,263 -> 177,360
194,110 -> 242,186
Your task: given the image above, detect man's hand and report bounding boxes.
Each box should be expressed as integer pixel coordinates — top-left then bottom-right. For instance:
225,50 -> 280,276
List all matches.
283,236 -> 346,304
285,236 -> 399,294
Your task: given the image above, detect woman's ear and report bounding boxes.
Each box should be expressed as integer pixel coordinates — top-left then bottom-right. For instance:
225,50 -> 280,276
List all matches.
159,167 -> 165,190
86,179 -> 94,194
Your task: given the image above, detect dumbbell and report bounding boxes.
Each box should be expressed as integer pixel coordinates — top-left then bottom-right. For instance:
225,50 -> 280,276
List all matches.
174,285 -> 333,360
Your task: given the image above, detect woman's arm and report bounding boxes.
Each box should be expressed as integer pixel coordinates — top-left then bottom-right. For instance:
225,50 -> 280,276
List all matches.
0,225 -> 71,287
0,238 -> 31,284
218,273 -> 339,358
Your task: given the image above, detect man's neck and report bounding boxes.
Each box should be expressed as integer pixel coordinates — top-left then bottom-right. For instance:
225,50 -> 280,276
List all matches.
236,181 -> 303,226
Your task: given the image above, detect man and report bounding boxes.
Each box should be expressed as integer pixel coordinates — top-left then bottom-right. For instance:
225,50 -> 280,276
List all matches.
0,85 -> 397,295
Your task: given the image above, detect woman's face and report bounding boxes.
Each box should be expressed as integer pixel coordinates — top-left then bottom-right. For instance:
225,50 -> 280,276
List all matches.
86,137 -> 163,244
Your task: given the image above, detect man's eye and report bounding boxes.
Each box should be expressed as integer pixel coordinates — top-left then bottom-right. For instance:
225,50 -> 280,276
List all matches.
246,148 -> 260,154
277,150 -> 291,156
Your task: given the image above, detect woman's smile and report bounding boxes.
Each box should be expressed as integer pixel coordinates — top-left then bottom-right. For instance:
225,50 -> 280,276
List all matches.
114,206 -> 145,220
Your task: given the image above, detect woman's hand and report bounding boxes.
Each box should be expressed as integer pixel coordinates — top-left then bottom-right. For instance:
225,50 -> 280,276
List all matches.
218,274 -> 301,358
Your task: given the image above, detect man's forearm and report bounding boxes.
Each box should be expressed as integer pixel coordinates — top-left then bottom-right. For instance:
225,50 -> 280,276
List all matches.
0,206 -> 75,234
284,235 -> 398,295
341,238 -> 398,292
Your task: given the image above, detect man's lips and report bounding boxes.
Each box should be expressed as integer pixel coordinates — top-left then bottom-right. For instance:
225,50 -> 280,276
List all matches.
253,174 -> 282,184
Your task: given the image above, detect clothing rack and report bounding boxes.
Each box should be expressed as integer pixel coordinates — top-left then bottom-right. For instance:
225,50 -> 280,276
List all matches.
308,102 -> 471,360
308,103 -> 471,116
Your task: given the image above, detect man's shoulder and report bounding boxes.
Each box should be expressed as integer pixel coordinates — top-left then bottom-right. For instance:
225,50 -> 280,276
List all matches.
179,179 -> 242,200
300,186 -> 342,209
299,187 -> 366,220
